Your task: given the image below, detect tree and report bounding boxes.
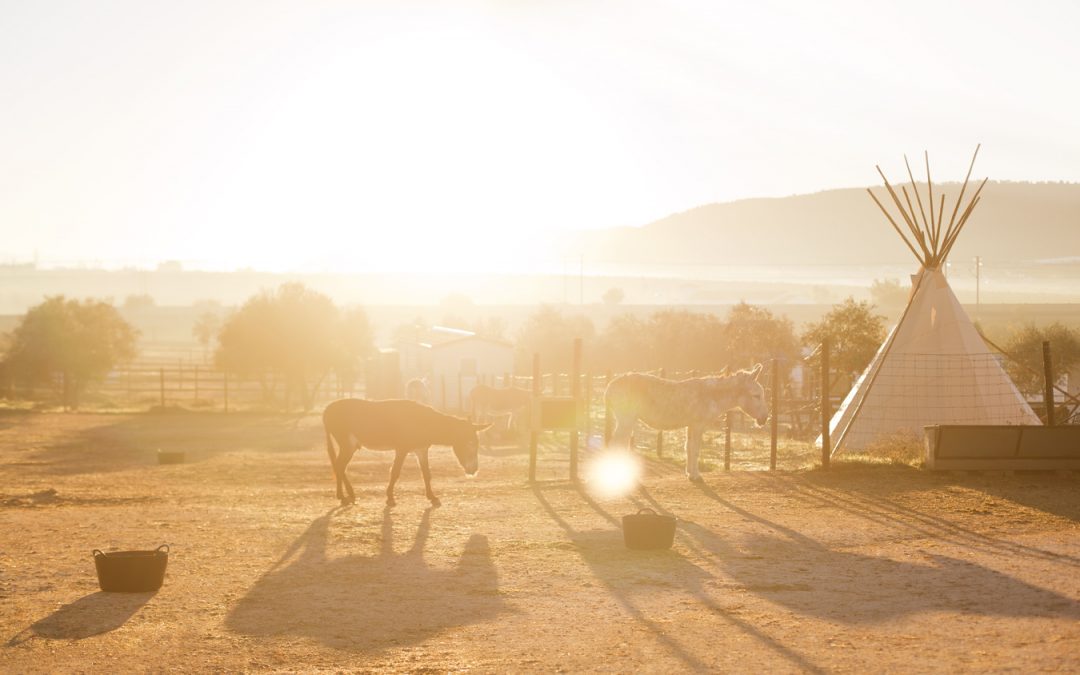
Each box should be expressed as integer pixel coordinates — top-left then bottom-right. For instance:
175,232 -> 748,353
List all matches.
593,310 -> 736,374
594,313 -> 652,372
515,305 -> 595,373
2,296 -> 138,408
721,302 -> 799,371
644,309 -> 727,372
337,307 -> 377,394
802,298 -> 886,379
870,278 -> 908,316
601,287 -> 625,306
215,283 -> 374,409
1000,323 -> 1080,396
191,311 -> 221,363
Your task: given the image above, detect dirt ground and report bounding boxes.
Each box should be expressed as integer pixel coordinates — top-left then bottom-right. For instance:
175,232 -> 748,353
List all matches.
1,411 -> 1077,673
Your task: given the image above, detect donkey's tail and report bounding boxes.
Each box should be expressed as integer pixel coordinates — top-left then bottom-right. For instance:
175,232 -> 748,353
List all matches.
325,427 -> 337,473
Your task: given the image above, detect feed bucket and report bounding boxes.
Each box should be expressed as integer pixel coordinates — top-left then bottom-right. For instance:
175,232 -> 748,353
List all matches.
622,508 -> 676,550
93,545 -> 169,592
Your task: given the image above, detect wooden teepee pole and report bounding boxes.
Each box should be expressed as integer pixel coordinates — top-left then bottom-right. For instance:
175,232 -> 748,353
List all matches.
878,167 -> 931,263
925,152 -> 939,252
901,185 -> 932,259
935,193 -> 946,249
904,155 -> 932,238
941,144 -> 981,252
939,184 -> 986,262
867,189 -> 923,261
941,176 -> 989,257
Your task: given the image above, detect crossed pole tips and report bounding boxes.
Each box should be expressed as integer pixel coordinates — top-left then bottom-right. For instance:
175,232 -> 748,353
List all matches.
866,144 -> 988,270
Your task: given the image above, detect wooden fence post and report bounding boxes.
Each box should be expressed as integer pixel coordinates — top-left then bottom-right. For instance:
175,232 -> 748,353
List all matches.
1043,340 -> 1056,426
529,353 -> 541,482
820,339 -> 831,469
724,411 -> 732,471
583,372 -> 593,441
770,358 -> 779,471
570,338 -> 582,482
604,370 -> 613,445
656,367 -> 665,457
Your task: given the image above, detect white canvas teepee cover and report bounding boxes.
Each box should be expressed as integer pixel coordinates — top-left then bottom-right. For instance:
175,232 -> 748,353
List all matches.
827,267 -> 1040,453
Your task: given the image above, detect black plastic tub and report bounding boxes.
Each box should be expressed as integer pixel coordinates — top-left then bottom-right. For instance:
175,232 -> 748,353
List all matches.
622,509 -> 676,550
93,545 -> 169,592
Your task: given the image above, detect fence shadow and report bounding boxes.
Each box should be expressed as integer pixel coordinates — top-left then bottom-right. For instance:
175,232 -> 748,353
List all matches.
225,506 -> 506,653
687,482 -> 1080,623
531,483 -> 825,673
7,591 -> 155,645
970,475 -> 1080,523
779,471 -> 1080,565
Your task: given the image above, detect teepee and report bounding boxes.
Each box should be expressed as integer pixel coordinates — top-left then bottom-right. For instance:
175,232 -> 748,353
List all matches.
825,146 -> 1040,454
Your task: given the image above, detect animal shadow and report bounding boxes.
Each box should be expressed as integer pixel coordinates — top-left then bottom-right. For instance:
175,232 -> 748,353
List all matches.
8,591 -> 155,644
225,507 -> 507,652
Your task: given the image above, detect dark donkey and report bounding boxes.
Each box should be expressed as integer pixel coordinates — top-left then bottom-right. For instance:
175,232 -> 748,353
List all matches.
323,398 -> 490,507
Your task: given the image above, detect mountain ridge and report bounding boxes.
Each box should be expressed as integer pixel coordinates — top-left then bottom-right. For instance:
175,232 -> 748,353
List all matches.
569,181 -> 1080,266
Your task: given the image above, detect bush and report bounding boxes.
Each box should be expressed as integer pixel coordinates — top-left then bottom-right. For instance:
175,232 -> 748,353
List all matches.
215,283 -> 374,409
2,296 -> 138,408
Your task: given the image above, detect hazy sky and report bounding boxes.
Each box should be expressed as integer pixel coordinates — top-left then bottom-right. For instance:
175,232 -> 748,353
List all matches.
2,0 -> 1078,272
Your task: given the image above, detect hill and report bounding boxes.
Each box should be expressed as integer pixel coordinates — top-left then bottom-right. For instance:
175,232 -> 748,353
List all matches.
571,181 -> 1080,266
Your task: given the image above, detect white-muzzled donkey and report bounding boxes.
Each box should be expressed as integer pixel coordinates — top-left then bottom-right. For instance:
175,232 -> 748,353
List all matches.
604,365 -> 770,481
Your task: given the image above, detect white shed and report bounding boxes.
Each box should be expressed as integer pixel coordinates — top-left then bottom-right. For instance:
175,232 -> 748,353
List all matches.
397,326 -> 514,410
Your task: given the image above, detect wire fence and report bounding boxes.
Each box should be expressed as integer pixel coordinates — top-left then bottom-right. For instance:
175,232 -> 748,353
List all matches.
3,340 -> 1073,474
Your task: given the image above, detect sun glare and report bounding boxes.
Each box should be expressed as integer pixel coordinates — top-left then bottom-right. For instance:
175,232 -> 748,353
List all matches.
585,449 -> 643,500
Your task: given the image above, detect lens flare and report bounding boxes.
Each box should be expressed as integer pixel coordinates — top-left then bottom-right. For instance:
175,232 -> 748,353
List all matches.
585,449 -> 643,499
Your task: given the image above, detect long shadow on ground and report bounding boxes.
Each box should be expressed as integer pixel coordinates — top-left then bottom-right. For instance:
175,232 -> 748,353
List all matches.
763,471 -> 1080,567
225,507 -> 507,653
531,482 -> 826,673
687,481 -> 1080,623
8,591 -> 155,645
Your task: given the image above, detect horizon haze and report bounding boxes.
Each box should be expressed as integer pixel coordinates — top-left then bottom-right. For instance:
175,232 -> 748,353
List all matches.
3,1 -> 1080,275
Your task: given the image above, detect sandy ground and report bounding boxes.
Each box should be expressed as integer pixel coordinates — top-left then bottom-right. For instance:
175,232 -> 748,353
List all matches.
0,411 -> 1077,673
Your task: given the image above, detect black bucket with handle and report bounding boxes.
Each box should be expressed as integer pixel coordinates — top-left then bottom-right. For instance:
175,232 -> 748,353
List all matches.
93,545 -> 169,592
622,508 -> 676,550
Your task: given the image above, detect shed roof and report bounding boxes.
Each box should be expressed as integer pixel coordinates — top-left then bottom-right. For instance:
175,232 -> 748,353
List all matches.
421,334 -> 513,350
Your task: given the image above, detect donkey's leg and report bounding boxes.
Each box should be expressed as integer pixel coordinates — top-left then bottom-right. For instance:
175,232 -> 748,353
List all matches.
685,425 -> 704,482
325,429 -> 342,501
415,447 -> 440,507
610,415 -> 635,451
386,449 -> 408,507
334,437 -> 360,505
